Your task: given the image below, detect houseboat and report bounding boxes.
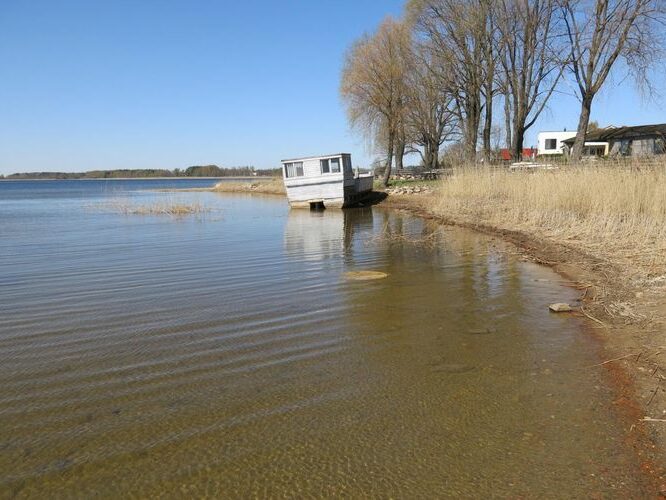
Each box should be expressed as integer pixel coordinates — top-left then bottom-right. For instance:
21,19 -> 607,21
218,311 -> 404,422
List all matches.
280,153 -> 374,209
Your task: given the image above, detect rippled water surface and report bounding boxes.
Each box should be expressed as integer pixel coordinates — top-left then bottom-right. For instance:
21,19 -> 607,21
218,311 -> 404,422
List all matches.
0,179 -> 648,497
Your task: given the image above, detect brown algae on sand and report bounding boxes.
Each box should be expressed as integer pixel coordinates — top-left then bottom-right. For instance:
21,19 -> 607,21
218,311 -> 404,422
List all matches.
344,270 -> 388,281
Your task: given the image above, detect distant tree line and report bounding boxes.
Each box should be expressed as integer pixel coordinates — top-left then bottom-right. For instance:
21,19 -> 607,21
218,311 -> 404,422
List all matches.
0,165 -> 282,180
340,0 -> 665,186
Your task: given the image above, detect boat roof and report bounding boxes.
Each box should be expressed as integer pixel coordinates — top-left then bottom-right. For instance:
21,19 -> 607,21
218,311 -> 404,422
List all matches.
281,153 -> 350,163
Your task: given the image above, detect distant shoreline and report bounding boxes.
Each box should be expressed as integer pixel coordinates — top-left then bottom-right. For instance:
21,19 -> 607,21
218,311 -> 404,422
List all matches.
0,176 -> 273,182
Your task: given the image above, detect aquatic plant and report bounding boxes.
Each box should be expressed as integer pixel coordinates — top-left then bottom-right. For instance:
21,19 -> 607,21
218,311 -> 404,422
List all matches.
99,198 -> 211,217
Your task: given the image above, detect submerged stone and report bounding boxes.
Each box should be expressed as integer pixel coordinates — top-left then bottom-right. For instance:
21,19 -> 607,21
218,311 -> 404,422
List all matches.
549,303 -> 572,312
344,271 -> 388,281
431,362 -> 476,374
466,328 -> 496,335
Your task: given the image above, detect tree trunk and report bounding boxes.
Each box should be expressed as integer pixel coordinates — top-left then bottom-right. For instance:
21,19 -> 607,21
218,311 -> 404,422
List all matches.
394,139 -> 405,172
504,91 -> 512,151
483,87 -> 493,163
512,125 -> 525,161
464,110 -> 480,164
382,130 -> 394,187
424,138 -> 439,170
423,145 -> 433,171
570,95 -> 593,162
431,146 -> 439,170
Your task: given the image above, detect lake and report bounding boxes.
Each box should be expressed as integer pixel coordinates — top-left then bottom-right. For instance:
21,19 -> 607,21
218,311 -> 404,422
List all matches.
0,179 -> 649,496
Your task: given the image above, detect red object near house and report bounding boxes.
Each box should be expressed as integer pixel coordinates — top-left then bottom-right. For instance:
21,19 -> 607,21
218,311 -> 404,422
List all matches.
499,148 -> 537,161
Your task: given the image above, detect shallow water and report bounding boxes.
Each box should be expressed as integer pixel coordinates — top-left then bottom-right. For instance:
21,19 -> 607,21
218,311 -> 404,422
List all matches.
0,180 -> 648,496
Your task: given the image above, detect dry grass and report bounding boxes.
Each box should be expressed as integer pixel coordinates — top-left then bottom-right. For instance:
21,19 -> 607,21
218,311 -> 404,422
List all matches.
211,178 -> 285,195
432,164 -> 666,287
102,199 -> 210,216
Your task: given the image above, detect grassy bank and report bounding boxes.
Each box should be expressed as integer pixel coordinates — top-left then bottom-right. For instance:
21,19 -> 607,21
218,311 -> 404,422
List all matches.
211,177 -> 285,195
430,165 -> 666,288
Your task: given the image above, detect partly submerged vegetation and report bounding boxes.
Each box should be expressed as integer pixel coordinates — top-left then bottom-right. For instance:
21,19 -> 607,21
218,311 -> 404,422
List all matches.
210,178 -> 286,195
99,199 -> 211,217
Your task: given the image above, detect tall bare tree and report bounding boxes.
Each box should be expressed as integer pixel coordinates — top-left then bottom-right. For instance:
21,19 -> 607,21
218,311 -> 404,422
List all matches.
340,18 -> 410,186
394,121 -> 407,172
409,0 -> 493,163
498,0 -> 563,160
481,5 -> 499,162
559,0 -> 665,160
403,41 -> 458,169
503,87 -> 513,150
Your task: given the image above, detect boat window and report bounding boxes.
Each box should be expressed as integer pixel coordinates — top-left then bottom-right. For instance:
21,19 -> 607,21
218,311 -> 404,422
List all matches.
284,162 -> 304,178
545,138 -> 557,150
330,158 -> 340,173
320,159 -> 330,174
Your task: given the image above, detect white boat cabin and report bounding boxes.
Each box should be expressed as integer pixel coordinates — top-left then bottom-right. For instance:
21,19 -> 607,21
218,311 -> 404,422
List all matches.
280,153 -> 373,209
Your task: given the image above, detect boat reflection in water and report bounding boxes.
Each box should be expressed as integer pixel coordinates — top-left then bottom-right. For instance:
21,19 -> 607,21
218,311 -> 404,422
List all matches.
283,207 -> 375,263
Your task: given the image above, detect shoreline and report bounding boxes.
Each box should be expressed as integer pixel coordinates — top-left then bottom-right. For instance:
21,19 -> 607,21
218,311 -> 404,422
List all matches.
204,179 -> 665,486
381,193 -> 666,488
0,176 -> 272,182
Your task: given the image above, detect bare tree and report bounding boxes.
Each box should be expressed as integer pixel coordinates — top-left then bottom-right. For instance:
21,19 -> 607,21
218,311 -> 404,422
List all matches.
559,0 -> 665,160
394,120 -> 407,172
503,87 -> 513,150
409,0 -> 493,163
498,0 -> 563,160
340,18 -> 410,186
403,41 -> 459,169
481,5 -> 500,162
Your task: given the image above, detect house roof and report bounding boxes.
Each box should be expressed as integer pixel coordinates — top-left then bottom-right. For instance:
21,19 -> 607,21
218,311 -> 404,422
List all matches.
562,124 -> 666,144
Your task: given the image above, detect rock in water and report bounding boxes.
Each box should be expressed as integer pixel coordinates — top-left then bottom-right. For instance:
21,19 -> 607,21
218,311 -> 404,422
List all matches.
344,271 -> 388,281
549,303 -> 572,312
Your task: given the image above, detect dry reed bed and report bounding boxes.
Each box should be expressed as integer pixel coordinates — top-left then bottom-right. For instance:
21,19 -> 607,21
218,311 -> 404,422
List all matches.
211,178 -> 285,195
432,165 -> 666,288
102,200 -> 210,216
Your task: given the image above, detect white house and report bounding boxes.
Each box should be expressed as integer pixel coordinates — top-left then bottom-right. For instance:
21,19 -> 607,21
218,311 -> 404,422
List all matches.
281,153 -> 373,209
537,131 -> 577,156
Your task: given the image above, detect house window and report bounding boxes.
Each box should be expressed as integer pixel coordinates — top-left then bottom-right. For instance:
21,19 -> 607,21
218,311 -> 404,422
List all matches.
330,158 -> 340,173
320,159 -> 330,173
284,162 -> 304,178
619,139 -> 632,156
545,138 -> 557,150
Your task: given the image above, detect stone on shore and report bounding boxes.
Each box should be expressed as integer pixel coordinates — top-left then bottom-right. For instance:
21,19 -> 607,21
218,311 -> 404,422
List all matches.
549,303 -> 572,312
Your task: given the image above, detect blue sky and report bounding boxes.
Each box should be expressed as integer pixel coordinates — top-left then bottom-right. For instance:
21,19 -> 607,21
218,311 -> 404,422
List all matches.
0,0 -> 664,175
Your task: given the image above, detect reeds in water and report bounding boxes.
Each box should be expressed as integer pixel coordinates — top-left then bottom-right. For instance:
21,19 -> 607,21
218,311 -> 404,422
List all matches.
99,198 -> 210,217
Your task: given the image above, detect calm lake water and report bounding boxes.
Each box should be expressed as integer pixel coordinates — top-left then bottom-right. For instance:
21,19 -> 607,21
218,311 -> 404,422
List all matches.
0,179 -> 649,497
